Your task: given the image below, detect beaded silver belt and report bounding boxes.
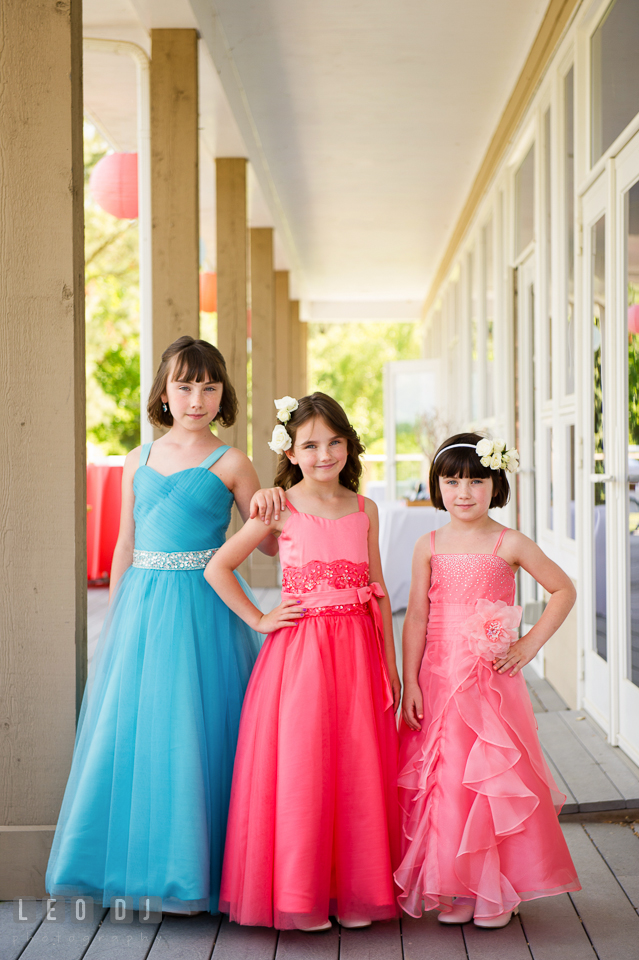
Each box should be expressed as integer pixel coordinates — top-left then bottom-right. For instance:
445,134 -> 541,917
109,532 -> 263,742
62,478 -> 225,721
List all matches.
132,548 -> 218,571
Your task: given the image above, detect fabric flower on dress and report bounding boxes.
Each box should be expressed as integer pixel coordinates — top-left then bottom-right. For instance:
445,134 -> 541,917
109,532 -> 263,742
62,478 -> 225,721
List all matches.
268,423 -> 292,454
458,599 -> 522,660
274,396 -> 299,423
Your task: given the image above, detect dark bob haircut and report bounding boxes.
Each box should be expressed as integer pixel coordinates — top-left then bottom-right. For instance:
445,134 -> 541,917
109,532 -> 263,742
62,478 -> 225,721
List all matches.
147,336 -> 238,429
429,432 -> 511,511
274,392 -> 365,492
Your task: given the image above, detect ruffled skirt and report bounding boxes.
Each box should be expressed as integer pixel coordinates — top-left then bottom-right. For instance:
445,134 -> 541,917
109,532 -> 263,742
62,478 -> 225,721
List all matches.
46,565 -> 261,913
219,610 -> 400,928
396,602 -> 580,920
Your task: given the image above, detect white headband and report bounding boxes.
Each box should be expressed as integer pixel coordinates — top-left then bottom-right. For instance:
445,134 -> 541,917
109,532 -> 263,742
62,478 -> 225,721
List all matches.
433,443 -> 477,462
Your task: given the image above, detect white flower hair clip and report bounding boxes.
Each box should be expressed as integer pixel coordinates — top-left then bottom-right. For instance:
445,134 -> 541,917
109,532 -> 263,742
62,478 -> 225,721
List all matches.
433,438 -> 520,473
267,396 -> 299,454
274,396 -> 299,423
475,438 -> 519,473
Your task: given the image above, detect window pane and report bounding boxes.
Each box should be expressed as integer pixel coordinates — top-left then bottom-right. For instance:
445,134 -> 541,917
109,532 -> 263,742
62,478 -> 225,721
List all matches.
627,180 -> 639,686
484,221 -> 495,418
567,424 -> 576,539
547,427 -> 554,530
592,0 -> 639,164
544,108 -> 552,400
593,215 -> 607,661
515,145 -> 535,256
565,68 -> 575,394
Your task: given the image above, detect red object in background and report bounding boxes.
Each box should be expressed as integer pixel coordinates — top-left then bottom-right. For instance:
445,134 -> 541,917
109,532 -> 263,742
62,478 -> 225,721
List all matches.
199,271 -> 217,312
87,464 -> 123,582
89,152 -> 138,219
629,303 -> 639,335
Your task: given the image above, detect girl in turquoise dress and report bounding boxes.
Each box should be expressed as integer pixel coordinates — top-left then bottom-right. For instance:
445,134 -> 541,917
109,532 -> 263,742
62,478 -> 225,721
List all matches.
47,336 -> 283,914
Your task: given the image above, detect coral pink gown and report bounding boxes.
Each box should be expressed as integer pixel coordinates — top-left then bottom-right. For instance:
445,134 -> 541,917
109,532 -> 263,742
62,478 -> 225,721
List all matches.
395,529 -> 580,920
219,496 -> 400,928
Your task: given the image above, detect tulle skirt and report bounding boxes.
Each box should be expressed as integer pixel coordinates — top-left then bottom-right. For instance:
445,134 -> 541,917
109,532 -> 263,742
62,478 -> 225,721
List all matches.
219,610 -> 400,928
46,565 -> 261,913
395,603 -> 580,920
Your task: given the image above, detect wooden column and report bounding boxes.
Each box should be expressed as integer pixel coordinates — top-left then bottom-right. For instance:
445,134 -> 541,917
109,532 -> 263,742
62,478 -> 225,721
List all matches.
0,0 -> 85,896
150,29 -> 199,377
250,228 -> 278,586
274,271 -> 292,400
289,300 -> 308,399
216,159 -> 248,453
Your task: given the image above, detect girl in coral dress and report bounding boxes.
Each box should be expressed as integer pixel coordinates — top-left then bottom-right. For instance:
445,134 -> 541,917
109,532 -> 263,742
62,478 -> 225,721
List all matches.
205,393 -> 401,931
397,433 -> 580,929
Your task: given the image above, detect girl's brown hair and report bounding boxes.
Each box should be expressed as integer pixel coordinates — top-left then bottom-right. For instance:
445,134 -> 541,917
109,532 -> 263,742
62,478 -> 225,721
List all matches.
147,336 -> 238,429
273,392 -> 365,491
429,432 -> 511,510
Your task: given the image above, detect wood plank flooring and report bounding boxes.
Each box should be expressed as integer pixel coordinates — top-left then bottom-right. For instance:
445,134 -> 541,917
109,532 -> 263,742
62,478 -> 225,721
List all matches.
3,825 -> 639,960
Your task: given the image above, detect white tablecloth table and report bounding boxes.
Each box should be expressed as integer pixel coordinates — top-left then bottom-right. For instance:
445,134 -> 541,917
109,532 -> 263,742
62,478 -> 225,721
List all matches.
377,501 -> 449,611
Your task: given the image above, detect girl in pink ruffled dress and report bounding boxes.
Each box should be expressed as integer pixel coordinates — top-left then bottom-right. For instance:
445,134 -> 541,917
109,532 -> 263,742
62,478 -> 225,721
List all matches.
205,393 -> 401,931
397,432 -> 580,928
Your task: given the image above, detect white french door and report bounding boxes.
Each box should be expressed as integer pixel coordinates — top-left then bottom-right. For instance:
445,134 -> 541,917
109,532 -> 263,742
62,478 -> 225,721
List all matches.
581,173 -> 610,729
516,254 -> 539,612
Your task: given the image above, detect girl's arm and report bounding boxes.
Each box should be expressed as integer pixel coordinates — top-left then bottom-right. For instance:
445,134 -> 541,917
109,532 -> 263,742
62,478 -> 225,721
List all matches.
493,530 -> 577,677
108,448 -> 139,600
204,515 -> 303,633
365,499 -> 401,712
249,486 -> 288,524
401,535 -> 431,731
214,448 -> 279,557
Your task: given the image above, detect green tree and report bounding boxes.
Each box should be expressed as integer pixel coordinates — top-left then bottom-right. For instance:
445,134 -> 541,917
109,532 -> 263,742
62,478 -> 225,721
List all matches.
308,321 -> 422,452
84,123 -> 141,455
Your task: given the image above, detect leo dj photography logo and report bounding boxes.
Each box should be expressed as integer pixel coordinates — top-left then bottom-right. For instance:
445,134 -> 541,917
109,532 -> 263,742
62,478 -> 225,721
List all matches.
13,896 -> 162,924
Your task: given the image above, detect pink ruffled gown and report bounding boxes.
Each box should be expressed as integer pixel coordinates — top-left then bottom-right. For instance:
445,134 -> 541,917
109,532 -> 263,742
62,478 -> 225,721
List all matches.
219,495 -> 400,929
395,529 -> 580,920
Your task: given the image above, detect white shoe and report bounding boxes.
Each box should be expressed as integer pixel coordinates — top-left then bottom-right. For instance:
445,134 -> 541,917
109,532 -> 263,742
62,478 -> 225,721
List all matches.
437,898 -> 475,924
298,920 -> 332,932
337,917 -> 372,928
473,906 -> 519,929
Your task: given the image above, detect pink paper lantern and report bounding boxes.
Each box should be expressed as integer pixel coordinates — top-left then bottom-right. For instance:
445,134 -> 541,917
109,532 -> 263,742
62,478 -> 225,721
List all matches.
629,304 -> 639,335
89,152 -> 138,219
199,272 -> 217,313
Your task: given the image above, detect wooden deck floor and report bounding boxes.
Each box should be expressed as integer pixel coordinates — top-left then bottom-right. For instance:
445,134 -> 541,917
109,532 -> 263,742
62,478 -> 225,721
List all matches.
3,822 -> 639,960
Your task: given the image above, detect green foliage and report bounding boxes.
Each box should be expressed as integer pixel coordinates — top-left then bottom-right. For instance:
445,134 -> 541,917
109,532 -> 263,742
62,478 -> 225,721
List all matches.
84,123 -> 141,455
308,321 -> 422,453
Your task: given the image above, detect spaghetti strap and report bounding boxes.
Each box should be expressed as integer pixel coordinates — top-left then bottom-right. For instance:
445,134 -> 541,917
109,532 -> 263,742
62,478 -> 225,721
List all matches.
357,494 -> 365,512
285,499 -> 299,515
139,442 -> 152,467
198,445 -> 231,470
430,530 -> 437,555
492,528 -> 507,555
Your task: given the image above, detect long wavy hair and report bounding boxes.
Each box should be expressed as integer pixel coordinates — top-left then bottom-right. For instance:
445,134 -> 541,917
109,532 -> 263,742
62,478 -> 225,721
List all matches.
273,393 -> 365,492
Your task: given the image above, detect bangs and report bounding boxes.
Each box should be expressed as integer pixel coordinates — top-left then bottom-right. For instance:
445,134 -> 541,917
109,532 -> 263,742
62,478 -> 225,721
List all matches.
170,345 -> 225,384
434,446 -> 492,480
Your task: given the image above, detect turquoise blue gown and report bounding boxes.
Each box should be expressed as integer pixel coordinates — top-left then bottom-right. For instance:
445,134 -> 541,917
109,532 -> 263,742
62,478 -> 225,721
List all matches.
46,443 -> 262,913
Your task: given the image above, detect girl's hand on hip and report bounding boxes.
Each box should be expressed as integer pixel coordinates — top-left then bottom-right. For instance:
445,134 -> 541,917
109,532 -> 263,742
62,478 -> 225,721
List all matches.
249,487 -> 288,524
257,599 -> 305,634
493,633 -> 543,676
402,681 -> 424,731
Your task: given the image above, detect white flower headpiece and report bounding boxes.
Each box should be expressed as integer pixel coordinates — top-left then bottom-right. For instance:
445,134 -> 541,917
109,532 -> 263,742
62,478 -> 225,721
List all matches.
434,438 -> 519,474
267,396 -> 299,454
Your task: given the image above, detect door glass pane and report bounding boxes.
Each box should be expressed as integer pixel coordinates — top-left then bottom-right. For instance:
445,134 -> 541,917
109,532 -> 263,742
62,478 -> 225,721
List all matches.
484,221 -> 495,418
565,68 -> 575,394
547,427 -> 554,530
544,108 -> 552,400
515,145 -> 535,256
593,215 -> 607,660
567,424 -> 576,539
592,0 -> 639,165
469,251 -> 479,420
627,181 -> 639,686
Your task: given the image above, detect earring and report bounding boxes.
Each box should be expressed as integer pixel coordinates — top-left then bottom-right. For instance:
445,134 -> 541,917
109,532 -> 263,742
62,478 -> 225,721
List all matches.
162,402 -> 168,413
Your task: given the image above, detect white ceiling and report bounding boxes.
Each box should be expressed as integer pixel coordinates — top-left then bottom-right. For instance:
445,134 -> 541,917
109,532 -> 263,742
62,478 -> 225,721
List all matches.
83,0 -> 549,310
